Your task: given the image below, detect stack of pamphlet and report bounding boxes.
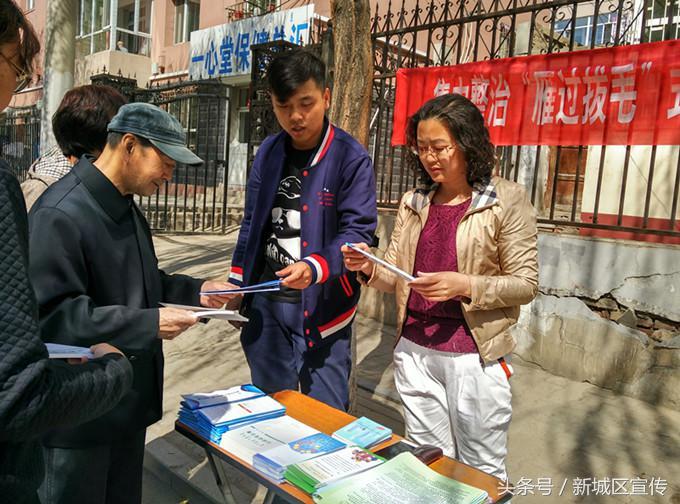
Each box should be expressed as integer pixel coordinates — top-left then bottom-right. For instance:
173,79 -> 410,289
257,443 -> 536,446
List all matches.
313,452 -> 489,504
178,385 -> 285,443
284,446 -> 384,494
219,415 -> 319,463
332,417 -> 392,448
253,433 -> 346,482
181,384 -> 265,409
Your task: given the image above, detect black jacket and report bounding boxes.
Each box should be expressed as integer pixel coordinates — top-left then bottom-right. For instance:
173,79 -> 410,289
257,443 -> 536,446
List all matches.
0,163 -> 133,503
28,157 -> 203,447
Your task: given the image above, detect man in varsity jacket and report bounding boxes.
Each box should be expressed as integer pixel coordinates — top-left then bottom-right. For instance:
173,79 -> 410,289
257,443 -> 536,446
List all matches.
226,49 -> 377,411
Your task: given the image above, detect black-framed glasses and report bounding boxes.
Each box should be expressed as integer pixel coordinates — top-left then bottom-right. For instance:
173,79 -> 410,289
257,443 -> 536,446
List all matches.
0,51 -> 32,93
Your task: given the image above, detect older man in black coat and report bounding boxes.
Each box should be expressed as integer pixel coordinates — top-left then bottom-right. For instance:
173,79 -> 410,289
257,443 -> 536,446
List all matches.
28,103 -> 233,504
0,2 -> 133,502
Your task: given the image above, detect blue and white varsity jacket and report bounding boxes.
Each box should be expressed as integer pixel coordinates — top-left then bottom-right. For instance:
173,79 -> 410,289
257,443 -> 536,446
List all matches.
229,121 -> 377,347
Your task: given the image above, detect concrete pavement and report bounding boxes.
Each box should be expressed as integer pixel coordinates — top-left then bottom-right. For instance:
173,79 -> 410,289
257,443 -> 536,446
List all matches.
143,233 -> 680,503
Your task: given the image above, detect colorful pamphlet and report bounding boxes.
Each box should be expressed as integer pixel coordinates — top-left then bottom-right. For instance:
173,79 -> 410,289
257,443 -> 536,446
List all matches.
253,433 -> 346,482
332,416 -> 392,448
219,415 -> 319,463
313,452 -> 489,504
285,446 -> 384,494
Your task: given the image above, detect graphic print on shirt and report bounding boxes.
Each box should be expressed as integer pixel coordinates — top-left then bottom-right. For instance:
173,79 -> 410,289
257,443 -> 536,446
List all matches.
265,175 -> 301,267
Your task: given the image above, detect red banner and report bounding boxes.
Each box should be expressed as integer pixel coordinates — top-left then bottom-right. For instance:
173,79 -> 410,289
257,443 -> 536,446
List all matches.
391,40 -> 680,146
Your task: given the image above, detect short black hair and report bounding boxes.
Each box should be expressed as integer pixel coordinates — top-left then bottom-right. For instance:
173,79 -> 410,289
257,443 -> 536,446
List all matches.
405,93 -> 496,188
0,0 -> 40,74
107,131 -> 153,149
267,49 -> 325,101
52,85 -> 128,159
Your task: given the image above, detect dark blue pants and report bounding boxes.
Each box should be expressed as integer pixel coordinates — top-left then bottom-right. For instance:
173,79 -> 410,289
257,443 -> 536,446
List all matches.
38,429 -> 145,504
240,293 -> 352,411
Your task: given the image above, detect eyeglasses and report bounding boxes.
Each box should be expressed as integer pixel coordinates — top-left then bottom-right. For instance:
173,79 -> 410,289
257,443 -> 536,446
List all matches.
0,51 -> 32,93
413,144 -> 455,158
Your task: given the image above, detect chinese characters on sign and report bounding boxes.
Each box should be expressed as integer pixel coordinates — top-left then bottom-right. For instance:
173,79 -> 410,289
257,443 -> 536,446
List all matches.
392,39 -> 680,146
499,476 -> 668,497
189,5 -> 315,79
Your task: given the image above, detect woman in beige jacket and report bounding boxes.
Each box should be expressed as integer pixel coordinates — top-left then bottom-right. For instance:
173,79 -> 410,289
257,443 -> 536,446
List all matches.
342,94 -> 538,481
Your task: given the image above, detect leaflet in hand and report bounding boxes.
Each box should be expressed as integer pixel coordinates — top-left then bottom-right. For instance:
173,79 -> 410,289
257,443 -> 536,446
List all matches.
182,384 -> 265,410
159,303 -> 249,322
200,279 -> 281,295
285,446 -> 384,494
46,343 -> 94,360
332,417 -> 392,449
345,243 -> 415,282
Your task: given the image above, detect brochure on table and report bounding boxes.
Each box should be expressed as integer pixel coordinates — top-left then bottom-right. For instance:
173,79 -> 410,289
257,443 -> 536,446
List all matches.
313,452 -> 488,504
332,416 -> 392,448
285,446 -> 384,494
219,415 -> 319,463
178,392 -> 285,443
182,384 -> 265,410
253,433 -> 346,482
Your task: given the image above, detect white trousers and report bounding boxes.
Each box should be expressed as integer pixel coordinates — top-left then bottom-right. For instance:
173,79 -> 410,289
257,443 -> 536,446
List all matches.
393,337 -> 513,481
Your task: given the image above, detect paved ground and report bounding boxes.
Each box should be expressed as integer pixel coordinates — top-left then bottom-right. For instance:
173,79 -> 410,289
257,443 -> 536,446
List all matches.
142,233 -> 680,504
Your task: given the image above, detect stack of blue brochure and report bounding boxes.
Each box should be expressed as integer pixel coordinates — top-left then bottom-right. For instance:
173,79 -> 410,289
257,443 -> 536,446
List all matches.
178,384 -> 285,444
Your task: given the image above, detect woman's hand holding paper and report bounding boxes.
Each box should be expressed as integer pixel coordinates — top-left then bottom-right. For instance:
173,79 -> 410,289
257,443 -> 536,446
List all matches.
408,271 -> 471,302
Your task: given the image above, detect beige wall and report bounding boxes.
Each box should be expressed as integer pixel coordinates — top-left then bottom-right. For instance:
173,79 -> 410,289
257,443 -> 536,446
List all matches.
75,50 -> 152,86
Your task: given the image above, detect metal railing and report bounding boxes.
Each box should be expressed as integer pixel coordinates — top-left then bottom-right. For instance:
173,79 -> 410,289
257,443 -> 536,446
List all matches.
0,106 -> 40,181
134,78 -> 237,233
368,0 -> 680,242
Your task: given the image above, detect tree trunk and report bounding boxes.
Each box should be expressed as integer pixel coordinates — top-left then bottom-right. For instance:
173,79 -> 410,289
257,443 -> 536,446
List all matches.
328,0 -> 373,415
328,0 -> 373,147
41,0 -> 77,154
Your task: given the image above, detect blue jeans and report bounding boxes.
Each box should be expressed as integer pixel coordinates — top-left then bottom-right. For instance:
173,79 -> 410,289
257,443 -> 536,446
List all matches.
240,293 -> 352,411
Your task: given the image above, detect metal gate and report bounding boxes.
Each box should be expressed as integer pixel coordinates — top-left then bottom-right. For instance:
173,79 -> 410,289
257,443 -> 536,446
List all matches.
0,106 -> 40,181
368,0 -> 680,242
89,73 -> 235,233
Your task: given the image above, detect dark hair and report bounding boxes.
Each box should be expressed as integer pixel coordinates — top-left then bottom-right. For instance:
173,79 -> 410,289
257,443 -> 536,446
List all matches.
52,85 -> 128,158
0,0 -> 40,75
106,131 -> 153,149
267,49 -> 325,101
405,93 -> 496,188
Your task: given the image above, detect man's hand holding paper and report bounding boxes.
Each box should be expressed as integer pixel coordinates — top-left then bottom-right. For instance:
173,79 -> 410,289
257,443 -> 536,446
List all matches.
200,280 -> 242,307
158,307 -> 199,340
276,261 -> 313,290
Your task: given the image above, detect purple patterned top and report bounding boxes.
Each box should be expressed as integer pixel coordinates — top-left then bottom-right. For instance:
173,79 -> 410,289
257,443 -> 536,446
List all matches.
401,199 -> 478,353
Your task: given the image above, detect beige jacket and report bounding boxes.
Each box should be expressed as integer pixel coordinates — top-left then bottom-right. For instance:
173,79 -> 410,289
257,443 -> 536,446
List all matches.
365,176 -> 538,363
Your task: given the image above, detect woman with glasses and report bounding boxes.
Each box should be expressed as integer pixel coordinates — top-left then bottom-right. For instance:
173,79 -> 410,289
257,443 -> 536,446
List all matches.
341,93 -> 538,482
0,1 -> 133,502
